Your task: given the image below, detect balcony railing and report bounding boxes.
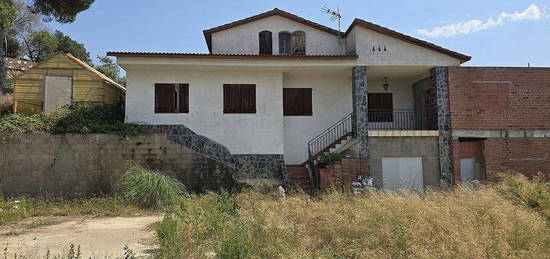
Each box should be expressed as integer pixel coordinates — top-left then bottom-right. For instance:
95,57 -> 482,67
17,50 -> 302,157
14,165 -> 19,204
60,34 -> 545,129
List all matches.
368,109 -> 423,130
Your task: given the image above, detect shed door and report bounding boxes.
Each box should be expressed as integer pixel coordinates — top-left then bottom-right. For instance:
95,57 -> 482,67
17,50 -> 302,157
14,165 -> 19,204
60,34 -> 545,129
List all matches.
460,158 -> 476,183
382,157 -> 423,191
44,76 -> 72,112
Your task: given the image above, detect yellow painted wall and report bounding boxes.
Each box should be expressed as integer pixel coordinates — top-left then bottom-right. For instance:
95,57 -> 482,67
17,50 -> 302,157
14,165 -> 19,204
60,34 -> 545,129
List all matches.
14,54 -> 124,114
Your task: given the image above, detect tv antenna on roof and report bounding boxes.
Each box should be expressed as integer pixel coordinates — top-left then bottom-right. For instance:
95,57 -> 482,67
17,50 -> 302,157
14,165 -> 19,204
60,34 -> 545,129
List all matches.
321,5 -> 344,42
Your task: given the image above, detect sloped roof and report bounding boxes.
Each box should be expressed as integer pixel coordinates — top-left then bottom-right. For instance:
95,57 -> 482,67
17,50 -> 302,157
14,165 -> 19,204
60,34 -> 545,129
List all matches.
107,52 -> 357,59
202,8 -> 470,63
20,51 -> 125,91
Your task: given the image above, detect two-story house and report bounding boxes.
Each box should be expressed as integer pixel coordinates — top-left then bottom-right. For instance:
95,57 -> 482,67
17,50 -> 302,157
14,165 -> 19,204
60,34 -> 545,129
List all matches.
108,8 -> 472,190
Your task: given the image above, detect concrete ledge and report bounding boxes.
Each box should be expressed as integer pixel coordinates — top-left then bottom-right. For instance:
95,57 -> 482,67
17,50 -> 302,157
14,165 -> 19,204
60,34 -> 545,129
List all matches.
369,130 -> 439,137
452,130 -> 550,139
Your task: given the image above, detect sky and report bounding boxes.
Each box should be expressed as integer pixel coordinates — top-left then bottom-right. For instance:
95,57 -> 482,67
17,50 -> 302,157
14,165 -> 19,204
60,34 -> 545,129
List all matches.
48,0 -> 550,67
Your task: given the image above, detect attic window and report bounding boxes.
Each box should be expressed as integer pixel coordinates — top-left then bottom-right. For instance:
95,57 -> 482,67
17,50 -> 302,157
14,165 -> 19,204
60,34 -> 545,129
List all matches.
279,32 -> 291,55
291,31 -> 306,55
259,31 -> 273,55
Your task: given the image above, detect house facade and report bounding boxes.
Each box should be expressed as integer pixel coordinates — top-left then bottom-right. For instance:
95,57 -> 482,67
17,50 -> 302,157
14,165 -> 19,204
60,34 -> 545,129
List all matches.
109,9 -> 550,190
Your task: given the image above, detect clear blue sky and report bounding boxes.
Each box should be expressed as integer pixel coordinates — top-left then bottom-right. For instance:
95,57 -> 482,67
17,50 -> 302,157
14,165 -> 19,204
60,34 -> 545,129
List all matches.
49,0 -> 550,67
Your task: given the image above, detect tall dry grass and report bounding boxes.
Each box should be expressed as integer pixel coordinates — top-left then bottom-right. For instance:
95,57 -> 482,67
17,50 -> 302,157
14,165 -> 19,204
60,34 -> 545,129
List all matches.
157,180 -> 550,258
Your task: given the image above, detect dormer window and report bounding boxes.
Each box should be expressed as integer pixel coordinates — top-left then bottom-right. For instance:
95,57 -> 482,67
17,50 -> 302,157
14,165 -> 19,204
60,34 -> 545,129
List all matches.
258,30 -> 273,55
279,32 -> 291,55
291,31 -> 306,55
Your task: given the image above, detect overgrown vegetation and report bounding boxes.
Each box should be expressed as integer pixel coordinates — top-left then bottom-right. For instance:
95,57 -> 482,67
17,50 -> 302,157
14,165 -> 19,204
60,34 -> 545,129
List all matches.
496,173 -> 550,222
155,177 -> 550,258
116,165 -> 187,209
317,152 -> 343,168
0,195 -> 149,226
0,105 -> 145,135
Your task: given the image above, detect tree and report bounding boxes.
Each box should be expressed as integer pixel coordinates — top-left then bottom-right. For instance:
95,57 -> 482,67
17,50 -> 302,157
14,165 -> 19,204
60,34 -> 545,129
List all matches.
29,0 -> 95,23
95,55 -> 125,86
54,30 -> 91,64
23,30 -> 57,62
1,0 -> 17,91
1,0 -> 94,92
5,32 -> 22,58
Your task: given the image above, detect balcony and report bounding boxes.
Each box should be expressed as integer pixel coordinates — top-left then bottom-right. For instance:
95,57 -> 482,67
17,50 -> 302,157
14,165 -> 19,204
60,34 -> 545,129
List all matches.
367,109 -> 436,130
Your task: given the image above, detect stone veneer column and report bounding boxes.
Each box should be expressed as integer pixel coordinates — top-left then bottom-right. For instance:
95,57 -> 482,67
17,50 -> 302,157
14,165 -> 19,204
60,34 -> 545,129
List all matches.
433,67 -> 453,185
352,66 -> 368,158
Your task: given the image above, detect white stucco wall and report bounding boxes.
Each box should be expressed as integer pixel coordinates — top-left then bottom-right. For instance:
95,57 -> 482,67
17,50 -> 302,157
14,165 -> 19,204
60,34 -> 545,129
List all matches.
283,70 -> 352,164
125,69 -> 284,155
211,15 -> 345,55
353,27 -> 461,66
368,78 -> 415,110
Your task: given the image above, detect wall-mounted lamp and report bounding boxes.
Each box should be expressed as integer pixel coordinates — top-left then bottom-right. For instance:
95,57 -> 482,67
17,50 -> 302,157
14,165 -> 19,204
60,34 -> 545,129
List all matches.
383,76 -> 390,92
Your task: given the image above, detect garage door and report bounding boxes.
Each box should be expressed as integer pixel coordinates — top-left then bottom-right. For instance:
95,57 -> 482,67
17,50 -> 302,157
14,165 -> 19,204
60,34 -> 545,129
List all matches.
382,157 -> 424,191
44,76 -> 72,113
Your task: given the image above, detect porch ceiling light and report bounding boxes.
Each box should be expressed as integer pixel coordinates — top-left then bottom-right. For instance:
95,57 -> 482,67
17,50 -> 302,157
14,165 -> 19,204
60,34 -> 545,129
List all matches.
383,76 -> 390,92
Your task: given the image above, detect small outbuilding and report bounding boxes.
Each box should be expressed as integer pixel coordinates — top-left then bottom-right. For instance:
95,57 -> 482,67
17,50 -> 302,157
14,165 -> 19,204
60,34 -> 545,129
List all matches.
13,51 -> 125,114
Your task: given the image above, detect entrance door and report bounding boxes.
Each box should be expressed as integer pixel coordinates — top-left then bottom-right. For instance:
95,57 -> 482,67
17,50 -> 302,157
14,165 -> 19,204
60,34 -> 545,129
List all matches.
460,158 -> 476,183
382,157 -> 423,191
44,76 -> 72,112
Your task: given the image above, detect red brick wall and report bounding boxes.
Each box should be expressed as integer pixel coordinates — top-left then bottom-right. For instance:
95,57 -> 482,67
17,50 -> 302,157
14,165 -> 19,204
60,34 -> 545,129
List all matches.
447,67 -> 550,183
448,67 -> 550,130
483,138 -> 550,180
451,141 -> 484,183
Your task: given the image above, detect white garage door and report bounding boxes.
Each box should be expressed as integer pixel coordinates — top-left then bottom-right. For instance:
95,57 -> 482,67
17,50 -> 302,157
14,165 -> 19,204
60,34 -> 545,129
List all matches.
382,157 -> 424,191
44,76 -> 72,113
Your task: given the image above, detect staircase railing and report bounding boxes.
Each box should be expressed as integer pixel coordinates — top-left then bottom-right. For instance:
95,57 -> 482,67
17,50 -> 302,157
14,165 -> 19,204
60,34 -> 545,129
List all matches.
307,113 -> 355,189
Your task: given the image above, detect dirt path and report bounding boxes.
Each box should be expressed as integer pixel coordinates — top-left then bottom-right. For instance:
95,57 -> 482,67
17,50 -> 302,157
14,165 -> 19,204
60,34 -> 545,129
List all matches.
0,215 -> 163,258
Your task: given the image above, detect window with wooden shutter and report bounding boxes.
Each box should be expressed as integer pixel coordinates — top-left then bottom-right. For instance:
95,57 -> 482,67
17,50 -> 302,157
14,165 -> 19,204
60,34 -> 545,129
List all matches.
279,32 -> 291,55
223,84 -> 256,113
154,83 -> 189,113
368,93 -> 393,122
258,31 -> 273,55
291,31 -> 306,55
283,88 -> 312,116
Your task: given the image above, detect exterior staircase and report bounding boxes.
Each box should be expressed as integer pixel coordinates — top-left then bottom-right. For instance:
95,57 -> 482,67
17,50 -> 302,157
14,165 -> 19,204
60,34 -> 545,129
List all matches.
285,165 -> 312,192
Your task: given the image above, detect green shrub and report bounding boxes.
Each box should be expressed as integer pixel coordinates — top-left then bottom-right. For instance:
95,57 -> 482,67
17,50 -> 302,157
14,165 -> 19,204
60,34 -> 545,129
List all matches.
116,165 -> 186,209
0,105 -> 144,135
317,152 -> 343,168
496,173 -> 550,221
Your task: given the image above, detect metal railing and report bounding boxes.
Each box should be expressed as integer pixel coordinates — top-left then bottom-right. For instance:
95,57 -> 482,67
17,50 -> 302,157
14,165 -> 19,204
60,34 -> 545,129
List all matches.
307,113 -> 354,189
367,109 -> 418,130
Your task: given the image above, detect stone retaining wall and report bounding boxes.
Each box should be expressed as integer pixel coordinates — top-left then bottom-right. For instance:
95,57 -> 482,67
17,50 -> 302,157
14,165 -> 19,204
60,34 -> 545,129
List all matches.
0,133 -> 241,196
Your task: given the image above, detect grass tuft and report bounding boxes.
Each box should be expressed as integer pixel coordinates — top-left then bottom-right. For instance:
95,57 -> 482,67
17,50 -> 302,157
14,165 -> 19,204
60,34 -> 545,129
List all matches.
115,165 -> 186,209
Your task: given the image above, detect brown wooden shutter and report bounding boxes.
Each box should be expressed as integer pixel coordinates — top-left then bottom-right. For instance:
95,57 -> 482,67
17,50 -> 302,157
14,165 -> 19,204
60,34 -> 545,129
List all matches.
223,84 -> 256,113
283,88 -> 312,116
291,31 -> 306,55
178,84 -> 189,113
155,83 -> 175,113
368,93 -> 393,122
259,31 -> 272,55
155,83 -> 189,113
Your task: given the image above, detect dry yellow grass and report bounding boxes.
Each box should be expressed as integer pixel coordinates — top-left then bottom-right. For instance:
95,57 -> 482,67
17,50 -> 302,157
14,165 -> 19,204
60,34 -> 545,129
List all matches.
157,182 -> 550,258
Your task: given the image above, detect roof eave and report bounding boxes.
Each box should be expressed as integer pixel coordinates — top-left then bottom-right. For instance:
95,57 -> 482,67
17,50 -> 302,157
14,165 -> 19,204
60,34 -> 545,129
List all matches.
346,19 -> 471,63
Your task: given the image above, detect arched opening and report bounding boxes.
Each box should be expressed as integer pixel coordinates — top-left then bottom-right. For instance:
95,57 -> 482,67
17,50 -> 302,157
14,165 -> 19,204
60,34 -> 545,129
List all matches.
258,31 -> 273,55
291,31 -> 306,55
278,32 -> 291,55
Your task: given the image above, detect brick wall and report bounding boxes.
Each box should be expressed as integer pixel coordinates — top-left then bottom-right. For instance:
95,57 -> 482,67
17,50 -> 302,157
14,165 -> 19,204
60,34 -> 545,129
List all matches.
483,138 -> 550,180
0,133 -> 238,196
448,67 -> 550,130
451,141 -> 485,183
447,67 -> 550,182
